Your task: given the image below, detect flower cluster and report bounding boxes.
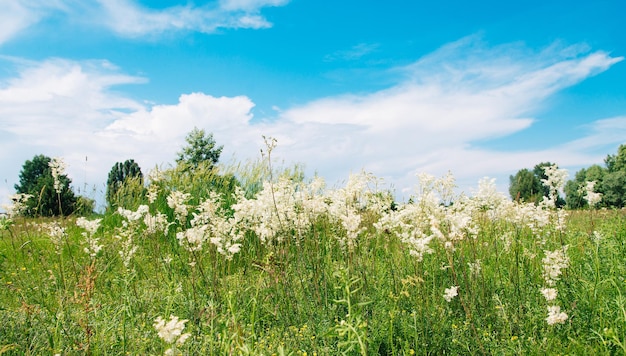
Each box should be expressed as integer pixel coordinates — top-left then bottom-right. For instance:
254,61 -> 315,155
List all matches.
540,245 -> 570,325
41,221 -> 66,255
76,217 -> 103,258
582,180 -> 602,208
2,193 -> 32,218
48,157 -> 67,194
154,315 -> 191,355
443,286 -> 459,302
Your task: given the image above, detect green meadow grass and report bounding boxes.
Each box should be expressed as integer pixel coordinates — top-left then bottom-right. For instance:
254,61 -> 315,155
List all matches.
1,169 -> 626,355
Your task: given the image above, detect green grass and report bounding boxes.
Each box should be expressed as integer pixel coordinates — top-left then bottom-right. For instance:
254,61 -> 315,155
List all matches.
1,172 -> 626,355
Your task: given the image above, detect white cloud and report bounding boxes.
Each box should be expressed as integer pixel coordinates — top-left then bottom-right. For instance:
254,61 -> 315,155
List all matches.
0,0 -> 289,44
324,43 -> 380,62
0,1 -> 36,45
92,0 -> 289,36
0,0 -> 71,45
274,38 -> 623,196
1,38 -> 625,211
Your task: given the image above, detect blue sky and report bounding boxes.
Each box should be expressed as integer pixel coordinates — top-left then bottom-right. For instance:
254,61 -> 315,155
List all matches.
1,0 -> 626,209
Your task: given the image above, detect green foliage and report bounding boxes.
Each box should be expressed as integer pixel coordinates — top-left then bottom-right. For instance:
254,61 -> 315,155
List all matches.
74,196 -> 96,217
2,199 -> 626,354
14,154 -> 76,216
605,144 -> 626,173
600,170 -> 626,208
565,165 -> 607,209
106,159 -> 144,210
161,161 -> 240,208
565,144 -> 626,209
509,162 -> 565,206
176,127 -> 223,170
509,168 -> 542,203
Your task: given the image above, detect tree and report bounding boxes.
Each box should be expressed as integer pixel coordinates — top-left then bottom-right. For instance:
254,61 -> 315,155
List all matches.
564,164 -> 607,209
605,144 -> 626,173
509,162 -> 565,206
14,154 -> 76,216
176,127 -> 223,170
106,159 -> 144,209
564,144 -> 626,209
509,168 -> 542,203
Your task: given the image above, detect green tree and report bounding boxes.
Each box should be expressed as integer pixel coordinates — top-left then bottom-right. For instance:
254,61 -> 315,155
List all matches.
564,164 -> 607,209
564,144 -> 626,209
106,159 -> 144,210
176,127 -> 223,170
14,154 -> 76,216
509,162 -> 565,206
605,144 -> 626,173
509,168 -> 542,203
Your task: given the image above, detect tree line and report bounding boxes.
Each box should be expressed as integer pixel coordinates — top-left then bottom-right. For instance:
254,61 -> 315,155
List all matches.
10,133 -> 626,217
11,127 -> 227,217
509,144 -> 626,208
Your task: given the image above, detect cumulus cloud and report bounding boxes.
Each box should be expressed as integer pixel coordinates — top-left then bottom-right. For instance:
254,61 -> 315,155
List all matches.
1,38 -> 625,209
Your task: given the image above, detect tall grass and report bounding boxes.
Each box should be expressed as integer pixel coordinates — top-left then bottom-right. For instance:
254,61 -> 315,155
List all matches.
1,158 -> 625,355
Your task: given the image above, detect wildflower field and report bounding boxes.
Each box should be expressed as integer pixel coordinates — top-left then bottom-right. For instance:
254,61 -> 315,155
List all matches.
1,155 -> 626,355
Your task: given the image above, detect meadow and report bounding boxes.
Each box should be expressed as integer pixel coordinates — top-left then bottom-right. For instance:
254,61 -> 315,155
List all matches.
1,154 -> 626,355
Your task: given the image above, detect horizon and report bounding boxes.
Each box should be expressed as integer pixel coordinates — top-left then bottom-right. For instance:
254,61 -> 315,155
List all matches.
1,0 -> 626,210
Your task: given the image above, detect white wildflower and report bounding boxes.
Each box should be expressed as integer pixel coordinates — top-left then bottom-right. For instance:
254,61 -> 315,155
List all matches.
546,305 -> 568,325
540,164 -> 568,202
540,288 -> 558,301
176,225 -> 207,252
167,191 -> 191,223
542,245 -> 569,286
3,193 -> 32,218
49,157 -> 67,194
443,286 -> 459,302
582,181 -> 602,208
154,315 -> 191,353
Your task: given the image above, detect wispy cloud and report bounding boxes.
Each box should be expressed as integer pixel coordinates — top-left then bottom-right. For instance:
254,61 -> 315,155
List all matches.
0,38 -> 624,207
0,0 -> 290,45
324,43 -> 380,62
0,0 -> 71,45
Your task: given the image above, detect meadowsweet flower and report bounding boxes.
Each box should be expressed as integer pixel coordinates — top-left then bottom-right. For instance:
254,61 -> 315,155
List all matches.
3,193 -> 32,218
542,246 -> 569,286
540,164 -> 568,202
443,286 -> 459,302
76,217 -> 101,235
116,230 -> 138,270
117,206 -> 148,223
582,181 -> 602,208
77,217 -> 104,257
546,305 -> 568,325
154,315 -> 191,344
167,191 -> 191,223
49,157 -> 67,194
144,212 -> 170,235
176,225 -> 207,252
42,221 -> 66,254
540,288 -> 558,301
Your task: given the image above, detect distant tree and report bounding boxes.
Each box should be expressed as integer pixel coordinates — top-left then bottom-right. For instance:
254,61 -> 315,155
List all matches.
509,162 -> 565,206
564,164 -> 607,209
14,154 -> 76,216
176,127 -> 223,170
599,170 -> 626,208
509,168 -> 543,203
106,159 -> 143,209
605,144 -> 626,173
564,144 -> 626,209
